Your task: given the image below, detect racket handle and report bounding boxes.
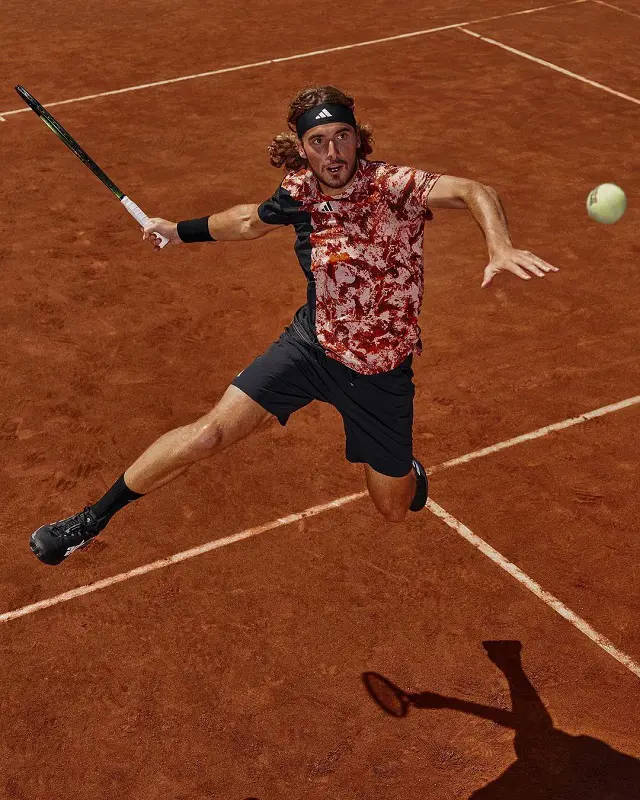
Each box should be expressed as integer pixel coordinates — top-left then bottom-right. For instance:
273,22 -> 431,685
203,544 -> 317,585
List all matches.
121,196 -> 169,248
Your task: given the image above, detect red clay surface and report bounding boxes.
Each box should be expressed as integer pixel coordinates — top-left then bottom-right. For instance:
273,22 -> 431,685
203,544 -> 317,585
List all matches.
433,404 -> 640,661
0,0 -> 581,110
469,0 -> 640,98
2,508 -> 639,798
1,0 -> 639,797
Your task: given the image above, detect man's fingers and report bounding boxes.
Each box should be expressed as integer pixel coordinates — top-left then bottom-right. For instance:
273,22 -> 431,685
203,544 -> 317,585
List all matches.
483,251 -> 560,287
526,252 -> 560,273
515,252 -> 560,277
510,253 -> 543,277
522,260 -> 546,277
142,223 -> 162,246
510,262 -> 532,280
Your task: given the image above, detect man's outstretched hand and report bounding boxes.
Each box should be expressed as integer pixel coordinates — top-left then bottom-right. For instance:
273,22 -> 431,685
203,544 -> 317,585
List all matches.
482,247 -> 559,288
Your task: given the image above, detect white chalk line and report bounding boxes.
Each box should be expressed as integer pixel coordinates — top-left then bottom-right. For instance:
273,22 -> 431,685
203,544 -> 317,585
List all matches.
1,492 -> 364,623
429,394 -> 640,473
460,26 -> 640,106
0,0 -> 587,121
1,393 -> 638,625
426,499 -> 640,679
591,0 -> 640,20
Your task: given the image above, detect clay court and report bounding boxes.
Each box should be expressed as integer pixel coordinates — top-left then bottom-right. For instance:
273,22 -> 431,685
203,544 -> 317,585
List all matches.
1,0 -> 639,797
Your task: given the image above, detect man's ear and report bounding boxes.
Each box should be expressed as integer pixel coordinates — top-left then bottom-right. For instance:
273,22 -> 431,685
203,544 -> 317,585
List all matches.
296,139 -> 307,160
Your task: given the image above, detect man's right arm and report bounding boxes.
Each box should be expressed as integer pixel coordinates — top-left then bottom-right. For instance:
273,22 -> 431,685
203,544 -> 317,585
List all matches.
142,203 -> 283,250
208,204 -> 284,240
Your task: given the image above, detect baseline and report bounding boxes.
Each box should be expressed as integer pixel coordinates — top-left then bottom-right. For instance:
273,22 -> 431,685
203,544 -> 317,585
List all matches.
0,0 -> 587,122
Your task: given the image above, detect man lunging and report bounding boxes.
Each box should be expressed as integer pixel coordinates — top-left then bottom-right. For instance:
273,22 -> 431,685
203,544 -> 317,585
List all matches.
29,85 -> 558,565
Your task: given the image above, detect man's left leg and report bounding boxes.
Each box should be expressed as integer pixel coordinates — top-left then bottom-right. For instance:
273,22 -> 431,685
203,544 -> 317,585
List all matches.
334,351 -> 427,521
364,459 -> 428,522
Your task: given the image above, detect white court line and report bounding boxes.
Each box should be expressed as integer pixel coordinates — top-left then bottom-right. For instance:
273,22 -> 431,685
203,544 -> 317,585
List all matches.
0,492 -> 364,623
429,395 -> 640,474
427,499 -> 640,679
591,0 -> 640,19
0,0 -> 586,121
1,393 -> 639,625
460,27 -> 640,106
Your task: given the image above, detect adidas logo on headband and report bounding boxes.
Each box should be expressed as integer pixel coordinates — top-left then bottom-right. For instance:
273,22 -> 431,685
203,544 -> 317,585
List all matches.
315,108 -> 333,119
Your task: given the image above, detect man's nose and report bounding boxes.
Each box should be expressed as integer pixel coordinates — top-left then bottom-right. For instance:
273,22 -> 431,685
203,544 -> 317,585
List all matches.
327,140 -> 338,159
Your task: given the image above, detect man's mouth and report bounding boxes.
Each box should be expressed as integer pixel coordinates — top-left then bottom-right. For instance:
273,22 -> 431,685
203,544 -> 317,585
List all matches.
326,163 -> 345,175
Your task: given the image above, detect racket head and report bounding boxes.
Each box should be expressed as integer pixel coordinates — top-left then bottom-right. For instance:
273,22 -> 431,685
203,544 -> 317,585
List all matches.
361,672 -> 411,717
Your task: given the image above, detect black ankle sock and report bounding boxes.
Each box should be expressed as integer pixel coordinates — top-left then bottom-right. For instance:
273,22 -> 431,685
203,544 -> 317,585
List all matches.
89,473 -> 144,528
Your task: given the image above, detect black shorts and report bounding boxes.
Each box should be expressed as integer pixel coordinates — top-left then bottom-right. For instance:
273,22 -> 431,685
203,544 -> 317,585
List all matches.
231,325 -> 416,478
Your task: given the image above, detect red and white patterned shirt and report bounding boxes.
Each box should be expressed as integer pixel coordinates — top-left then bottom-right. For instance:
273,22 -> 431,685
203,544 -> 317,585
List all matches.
258,158 -> 441,375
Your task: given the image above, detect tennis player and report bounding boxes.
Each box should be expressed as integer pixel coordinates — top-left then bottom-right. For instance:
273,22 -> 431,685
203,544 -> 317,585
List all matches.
29,85 -> 559,565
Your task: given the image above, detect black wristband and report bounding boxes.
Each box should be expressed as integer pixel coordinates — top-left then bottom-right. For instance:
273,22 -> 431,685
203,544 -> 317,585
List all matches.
176,217 -> 215,243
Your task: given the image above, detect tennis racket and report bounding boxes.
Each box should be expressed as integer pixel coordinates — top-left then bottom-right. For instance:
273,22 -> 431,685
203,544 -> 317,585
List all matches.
15,85 -> 169,248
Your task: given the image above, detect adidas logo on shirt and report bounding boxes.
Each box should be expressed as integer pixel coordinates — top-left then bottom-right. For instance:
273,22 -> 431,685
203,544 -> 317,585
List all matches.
317,201 -> 336,212
315,108 -> 333,119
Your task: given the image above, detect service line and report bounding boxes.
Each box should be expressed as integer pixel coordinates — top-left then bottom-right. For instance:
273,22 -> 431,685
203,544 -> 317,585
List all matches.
2,392 -> 638,627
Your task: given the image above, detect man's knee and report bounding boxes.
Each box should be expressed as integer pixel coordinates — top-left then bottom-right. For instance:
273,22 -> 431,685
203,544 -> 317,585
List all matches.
365,463 -> 414,523
188,387 -> 275,458
188,419 -> 225,457
368,489 -> 411,523
377,505 -> 409,523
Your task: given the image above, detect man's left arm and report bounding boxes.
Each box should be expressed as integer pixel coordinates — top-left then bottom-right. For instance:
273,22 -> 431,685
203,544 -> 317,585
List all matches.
426,175 -> 559,288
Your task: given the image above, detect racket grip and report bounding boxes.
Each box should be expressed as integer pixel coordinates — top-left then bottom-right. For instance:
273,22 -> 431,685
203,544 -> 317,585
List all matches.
121,196 -> 170,248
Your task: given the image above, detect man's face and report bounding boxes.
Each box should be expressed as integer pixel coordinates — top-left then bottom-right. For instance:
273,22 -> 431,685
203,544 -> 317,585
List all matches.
297,122 -> 360,193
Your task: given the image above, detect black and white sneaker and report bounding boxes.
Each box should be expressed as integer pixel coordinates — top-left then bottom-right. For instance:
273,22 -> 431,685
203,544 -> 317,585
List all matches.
30,506 -> 106,565
409,458 -> 428,512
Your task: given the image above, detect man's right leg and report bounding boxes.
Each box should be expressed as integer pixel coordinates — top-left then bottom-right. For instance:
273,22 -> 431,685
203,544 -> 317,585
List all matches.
29,386 -> 276,565
124,384 -> 275,495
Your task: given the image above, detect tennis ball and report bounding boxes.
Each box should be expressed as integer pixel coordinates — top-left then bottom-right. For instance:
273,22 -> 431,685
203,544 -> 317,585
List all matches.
586,183 -> 627,224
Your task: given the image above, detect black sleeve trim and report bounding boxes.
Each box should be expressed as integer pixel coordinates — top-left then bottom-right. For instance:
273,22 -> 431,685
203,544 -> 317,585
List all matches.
257,185 -> 296,226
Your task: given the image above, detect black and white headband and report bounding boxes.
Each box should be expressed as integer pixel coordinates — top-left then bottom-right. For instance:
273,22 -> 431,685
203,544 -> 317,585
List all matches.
295,104 -> 357,139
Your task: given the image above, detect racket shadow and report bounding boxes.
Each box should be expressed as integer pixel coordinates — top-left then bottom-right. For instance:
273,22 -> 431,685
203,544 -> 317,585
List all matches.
361,641 -> 640,798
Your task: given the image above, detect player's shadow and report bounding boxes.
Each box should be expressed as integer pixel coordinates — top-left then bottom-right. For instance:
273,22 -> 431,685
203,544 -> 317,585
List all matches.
362,641 -> 640,798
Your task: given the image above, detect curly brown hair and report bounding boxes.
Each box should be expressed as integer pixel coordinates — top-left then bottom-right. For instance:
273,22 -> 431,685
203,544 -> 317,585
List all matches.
268,85 -> 374,172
